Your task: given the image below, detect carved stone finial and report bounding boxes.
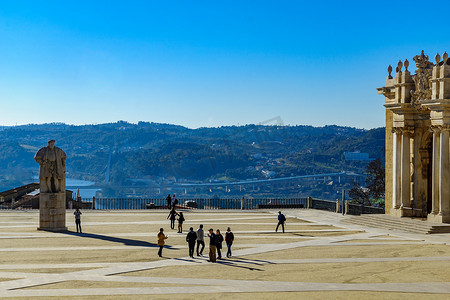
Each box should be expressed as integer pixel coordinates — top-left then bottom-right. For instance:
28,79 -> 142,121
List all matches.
397,60 -> 403,72
413,50 -> 433,69
404,59 -> 409,71
435,53 -> 441,65
387,65 -> 393,78
443,51 -> 448,64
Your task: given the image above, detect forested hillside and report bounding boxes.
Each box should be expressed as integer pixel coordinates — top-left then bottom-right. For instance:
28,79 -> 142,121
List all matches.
0,122 -> 385,189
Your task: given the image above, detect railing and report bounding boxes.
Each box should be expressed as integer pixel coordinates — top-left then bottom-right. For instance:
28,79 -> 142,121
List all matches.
346,202 -> 385,215
308,198 -> 385,215
75,197 -> 309,210
0,196 -> 384,214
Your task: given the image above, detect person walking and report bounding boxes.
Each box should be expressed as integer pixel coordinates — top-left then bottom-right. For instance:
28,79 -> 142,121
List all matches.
177,212 -> 185,233
74,208 -> 82,233
207,228 -> 217,262
186,227 -> 197,258
166,194 -> 172,209
157,228 -> 168,257
196,224 -> 205,256
167,207 -> 178,230
215,229 -> 224,259
275,211 -> 286,233
225,227 -> 234,258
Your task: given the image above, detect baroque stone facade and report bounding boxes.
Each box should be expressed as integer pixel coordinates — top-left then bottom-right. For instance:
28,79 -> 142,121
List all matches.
378,51 -> 450,223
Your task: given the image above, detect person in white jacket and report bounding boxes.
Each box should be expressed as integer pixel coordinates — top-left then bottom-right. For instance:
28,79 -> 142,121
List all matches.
196,224 -> 205,256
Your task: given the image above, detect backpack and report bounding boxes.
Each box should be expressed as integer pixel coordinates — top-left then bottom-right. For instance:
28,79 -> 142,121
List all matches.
281,214 -> 286,222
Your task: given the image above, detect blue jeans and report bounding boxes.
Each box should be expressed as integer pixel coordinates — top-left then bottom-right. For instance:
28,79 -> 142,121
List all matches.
226,242 -> 232,257
197,240 -> 205,255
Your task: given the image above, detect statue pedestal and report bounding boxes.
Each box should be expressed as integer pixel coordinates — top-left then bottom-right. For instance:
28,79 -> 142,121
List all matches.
37,193 -> 67,232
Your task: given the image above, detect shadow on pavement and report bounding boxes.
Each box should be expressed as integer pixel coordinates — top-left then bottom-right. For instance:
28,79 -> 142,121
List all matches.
226,257 -> 274,265
61,231 -> 175,249
215,259 -> 264,271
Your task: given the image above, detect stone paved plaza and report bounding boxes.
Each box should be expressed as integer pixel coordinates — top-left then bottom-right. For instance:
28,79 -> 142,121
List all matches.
0,209 -> 449,299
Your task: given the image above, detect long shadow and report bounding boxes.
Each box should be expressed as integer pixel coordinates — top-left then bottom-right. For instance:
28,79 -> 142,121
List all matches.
215,259 -> 264,271
173,257 -> 204,264
226,257 -> 275,265
61,231 -> 175,249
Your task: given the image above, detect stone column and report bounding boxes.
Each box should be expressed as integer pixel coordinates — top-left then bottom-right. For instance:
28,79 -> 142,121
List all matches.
392,128 -> 402,210
431,127 -> 441,214
409,133 -> 416,213
439,127 -> 449,218
400,128 -> 412,211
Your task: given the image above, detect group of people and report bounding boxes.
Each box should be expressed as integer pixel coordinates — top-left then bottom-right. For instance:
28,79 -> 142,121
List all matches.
73,204 -> 286,262
165,194 -> 178,209
167,207 -> 185,233
158,224 -> 234,261
158,210 -> 286,259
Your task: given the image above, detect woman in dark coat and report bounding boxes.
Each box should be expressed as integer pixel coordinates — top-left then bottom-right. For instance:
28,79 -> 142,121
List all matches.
167,208 -> 178,230
215,229 -> 224,259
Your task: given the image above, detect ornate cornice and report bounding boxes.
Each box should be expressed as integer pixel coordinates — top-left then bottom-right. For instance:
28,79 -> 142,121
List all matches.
392,127 -> 403,134
392,126 -> 415,135
402,126 -> 415,135
429,125 -> 450,133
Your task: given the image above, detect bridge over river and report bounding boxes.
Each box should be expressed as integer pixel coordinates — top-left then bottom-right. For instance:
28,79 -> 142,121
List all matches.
69,171 -> 364,196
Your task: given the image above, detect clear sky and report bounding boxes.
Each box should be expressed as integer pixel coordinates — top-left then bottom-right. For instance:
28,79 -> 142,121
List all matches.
0,1 -> 449,129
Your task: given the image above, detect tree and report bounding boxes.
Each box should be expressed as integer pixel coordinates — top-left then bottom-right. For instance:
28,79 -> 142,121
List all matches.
349,183 -> 370,205
366,158 -> 385,200
349,158 -> 385,206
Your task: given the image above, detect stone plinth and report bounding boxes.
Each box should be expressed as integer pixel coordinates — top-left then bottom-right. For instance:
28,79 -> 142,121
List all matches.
390,207 -> 414,218
427,212 -> 450,223
38,193 -> 67,231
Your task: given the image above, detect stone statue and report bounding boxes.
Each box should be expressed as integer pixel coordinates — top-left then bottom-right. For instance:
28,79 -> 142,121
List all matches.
35,140 -> 67,193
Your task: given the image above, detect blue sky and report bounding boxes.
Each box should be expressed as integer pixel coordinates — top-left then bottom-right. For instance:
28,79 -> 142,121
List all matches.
0,1 -> 448,129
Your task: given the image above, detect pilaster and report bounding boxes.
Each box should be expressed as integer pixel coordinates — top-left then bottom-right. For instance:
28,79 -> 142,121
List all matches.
392,127 -> 402,212
431,126 -> 441,215
439,126 -> 450,216
400,127 -> 412,216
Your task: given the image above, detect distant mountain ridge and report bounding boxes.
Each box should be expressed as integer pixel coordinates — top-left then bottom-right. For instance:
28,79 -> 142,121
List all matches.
0,121 -> 385,190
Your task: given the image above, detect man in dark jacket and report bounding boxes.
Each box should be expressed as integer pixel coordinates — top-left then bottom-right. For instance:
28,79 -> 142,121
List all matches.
166,194 -> 172,209
276,211 -> 286,233
225,227 -> 234,257
186,227 -> 197,258
207,228 -> 216,262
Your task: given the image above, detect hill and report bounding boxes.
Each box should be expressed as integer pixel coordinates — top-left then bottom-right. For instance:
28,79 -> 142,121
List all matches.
0,121 -> 385,197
